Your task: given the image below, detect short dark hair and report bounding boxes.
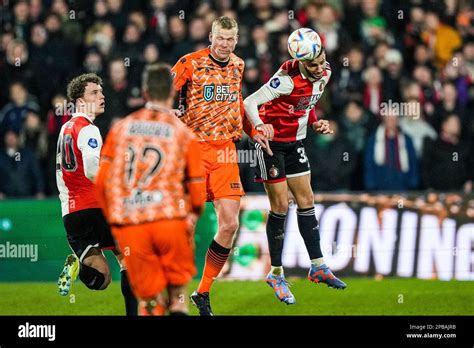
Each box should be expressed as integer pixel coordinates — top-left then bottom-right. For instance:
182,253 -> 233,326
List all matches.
142,64 -> 172,101
67,73 -> 103,104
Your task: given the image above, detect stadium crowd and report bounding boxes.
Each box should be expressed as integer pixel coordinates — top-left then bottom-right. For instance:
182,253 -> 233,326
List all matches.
0,0 -> 473,198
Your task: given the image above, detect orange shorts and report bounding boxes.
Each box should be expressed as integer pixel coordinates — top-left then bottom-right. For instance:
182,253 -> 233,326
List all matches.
111,219 -> 195,300
199,139 -> 245,201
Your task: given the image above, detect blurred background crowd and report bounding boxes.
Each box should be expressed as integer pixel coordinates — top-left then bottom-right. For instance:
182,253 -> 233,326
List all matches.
0,0 -> 473,198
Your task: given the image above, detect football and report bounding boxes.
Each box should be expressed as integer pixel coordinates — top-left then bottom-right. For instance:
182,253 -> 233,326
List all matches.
287,28 -> 323,61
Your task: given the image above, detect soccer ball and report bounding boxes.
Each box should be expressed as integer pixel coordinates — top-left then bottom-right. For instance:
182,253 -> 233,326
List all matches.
287,28 -> 323,61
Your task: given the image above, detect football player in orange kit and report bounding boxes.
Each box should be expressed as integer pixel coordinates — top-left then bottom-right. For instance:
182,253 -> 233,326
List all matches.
95,64 -> 206,315
171,16 -> 267,315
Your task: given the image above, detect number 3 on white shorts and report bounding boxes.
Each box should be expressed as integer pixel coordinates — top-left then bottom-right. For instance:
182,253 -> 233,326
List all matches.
297,147 -> 308,163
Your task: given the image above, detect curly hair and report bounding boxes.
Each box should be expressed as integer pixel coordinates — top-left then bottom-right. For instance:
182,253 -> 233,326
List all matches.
67,73 -> 103,104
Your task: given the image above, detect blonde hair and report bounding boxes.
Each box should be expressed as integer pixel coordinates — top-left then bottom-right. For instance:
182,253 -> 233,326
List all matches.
211,16 -> 238,33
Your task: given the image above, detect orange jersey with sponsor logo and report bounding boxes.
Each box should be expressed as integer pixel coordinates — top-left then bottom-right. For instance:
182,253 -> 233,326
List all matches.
171,47 -> 249,142
95,107 -> 205,226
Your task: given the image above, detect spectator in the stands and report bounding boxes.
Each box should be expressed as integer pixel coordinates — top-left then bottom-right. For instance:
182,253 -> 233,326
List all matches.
29,0 -> 44,23
114,21 -> 144,66
166,15 -> 192,64
306,120 -> 357,191
339,100 -> 376,154
272,32 -> 290,71
422,114 -> 472,191
413,64 -> 440,124
359,0 -> 394,51
443,49 -> 472,110
19,111 -> 47,161
332,46 -> 365,112
412,43 -> 435,71
29,22 -> 58,112
339,100 -> 376,190
0,130 -> 45,199
96,57 -> 132,136
242,58 -> 261,97
312,4 -> 350,61
432,82 -> 466,133
381,49 -> 403,103
364,106 -> 418,191
362,65 -> 383,117
12,0 -> 30,42
81,47 -> 104,75
105,0 -> 128,40
239,0 -> 277,29
403,6 -> 425,66
51,0 -> 83,48
421,10 -> 462,70
2,39 -> 35,99
85,21 -> 115,59
0,82 -> 40,136
241,26 -> 273,83
44,12 -> 75,72
189,17 -> 209,48
398,81 -> 437,158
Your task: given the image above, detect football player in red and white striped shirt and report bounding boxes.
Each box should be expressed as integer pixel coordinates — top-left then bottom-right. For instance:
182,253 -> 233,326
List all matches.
243,30 -> 346,306
56,73 -> 137,315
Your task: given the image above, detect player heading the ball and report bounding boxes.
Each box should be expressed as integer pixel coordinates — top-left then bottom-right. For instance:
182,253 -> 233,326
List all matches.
243,28 -> 347,306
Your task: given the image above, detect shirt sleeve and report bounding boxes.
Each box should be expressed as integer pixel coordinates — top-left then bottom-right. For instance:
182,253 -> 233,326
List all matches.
77,124 -> 102,182
171,55 -> 193,91
243,69 -> 294,127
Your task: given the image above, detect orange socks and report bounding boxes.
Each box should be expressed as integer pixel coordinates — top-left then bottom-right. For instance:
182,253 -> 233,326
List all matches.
197,240 -> 230,293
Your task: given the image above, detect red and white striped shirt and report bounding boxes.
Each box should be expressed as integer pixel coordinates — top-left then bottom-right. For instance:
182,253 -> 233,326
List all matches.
244,59 -> 331,142
56,113 -> 102,216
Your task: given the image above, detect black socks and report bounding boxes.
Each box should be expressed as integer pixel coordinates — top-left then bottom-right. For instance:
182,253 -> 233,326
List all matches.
120,269 -> 138,316
296,207 -> 323,259
266,211 -> 287,267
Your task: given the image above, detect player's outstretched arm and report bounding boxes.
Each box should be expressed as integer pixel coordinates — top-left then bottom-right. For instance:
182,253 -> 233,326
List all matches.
243,86 -> 276,139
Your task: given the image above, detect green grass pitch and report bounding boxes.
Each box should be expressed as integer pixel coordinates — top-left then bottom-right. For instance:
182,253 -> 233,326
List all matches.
0,278 -> 472,316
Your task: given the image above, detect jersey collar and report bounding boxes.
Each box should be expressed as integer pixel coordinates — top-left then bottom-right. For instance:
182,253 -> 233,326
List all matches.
145,102 -> 171,113
72,112 -> 94,123
208,46 -> 231,67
